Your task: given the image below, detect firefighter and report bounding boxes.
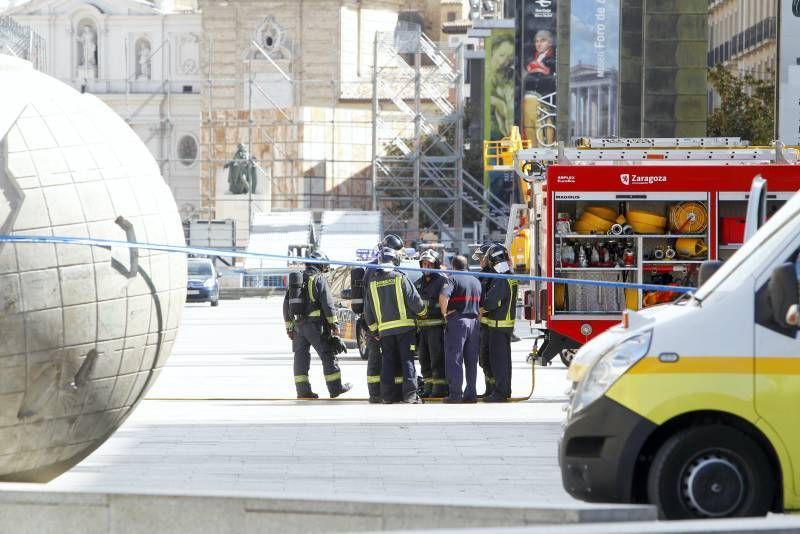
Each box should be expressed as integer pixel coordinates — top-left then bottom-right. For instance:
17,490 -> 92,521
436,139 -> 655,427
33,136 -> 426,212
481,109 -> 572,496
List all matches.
414,249 -> 449,398
283,251 -> 352,399
363,247 -> 427,404
362,234 -> 405,403
473,243 -> 497,398
481,244 -> 518,403
439,255 -> 482,403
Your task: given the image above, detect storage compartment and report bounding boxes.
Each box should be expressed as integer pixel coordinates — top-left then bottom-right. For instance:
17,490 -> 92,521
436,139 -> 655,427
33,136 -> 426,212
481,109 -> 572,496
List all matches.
550,194 -> 709,316
720,217 -> 746,245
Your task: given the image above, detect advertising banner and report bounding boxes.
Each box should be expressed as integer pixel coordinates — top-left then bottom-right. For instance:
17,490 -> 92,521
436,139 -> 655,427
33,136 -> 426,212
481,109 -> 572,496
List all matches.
516,0 -> 558,147
568,0 -> 619,138
778,0 -> 800,145
484,27 -> 516,200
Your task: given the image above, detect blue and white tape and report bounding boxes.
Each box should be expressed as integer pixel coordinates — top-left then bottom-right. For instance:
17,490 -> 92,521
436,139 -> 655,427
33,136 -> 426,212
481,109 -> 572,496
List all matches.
0,234 -> 695,293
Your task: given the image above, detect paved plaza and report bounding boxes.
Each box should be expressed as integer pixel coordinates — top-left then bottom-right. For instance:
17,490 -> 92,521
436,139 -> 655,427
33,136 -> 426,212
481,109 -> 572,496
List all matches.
21,297 -> 573,505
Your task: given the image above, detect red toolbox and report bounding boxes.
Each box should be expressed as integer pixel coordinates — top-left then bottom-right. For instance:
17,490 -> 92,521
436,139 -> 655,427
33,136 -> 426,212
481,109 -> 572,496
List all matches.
720,217 -> 746,244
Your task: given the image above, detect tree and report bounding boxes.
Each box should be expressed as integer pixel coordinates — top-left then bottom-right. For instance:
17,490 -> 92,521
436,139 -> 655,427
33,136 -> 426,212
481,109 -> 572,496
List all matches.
707,64 -> 775,145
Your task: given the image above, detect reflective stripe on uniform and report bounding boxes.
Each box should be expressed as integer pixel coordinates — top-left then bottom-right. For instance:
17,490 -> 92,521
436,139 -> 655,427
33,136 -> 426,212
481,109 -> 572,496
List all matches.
394,277 -> 407,320
377,318 -> 415,331
285,321 -> 294,328
486,377 -> 496,384
369,280 -> 383,325
325,371 -> 341,381
486,280 -> 518,329
394,376 -> 403,384
410,345 -> 416,351
325,315 -> 337,324
485,319 -> 515,328
307,274 -> 317,303
417,318 -> 445,327
308,310 -> 321,317
479,316 -> 490,325
367,375 -> 381,384
294,375 -> 309,383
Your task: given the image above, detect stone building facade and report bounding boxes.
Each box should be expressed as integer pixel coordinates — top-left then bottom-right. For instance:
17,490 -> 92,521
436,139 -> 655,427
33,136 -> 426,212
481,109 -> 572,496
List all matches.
6,0 -> 204,220
708,0 -> 777,79
198,0 -> 429,229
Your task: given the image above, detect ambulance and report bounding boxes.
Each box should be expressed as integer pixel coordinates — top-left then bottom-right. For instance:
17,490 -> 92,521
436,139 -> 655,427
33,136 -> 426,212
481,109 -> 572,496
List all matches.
559,180 -> 800,519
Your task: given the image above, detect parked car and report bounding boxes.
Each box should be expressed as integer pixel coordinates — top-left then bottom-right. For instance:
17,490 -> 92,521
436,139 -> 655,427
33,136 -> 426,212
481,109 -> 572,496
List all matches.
186,258 -> 220,306
328,262 -> 422,359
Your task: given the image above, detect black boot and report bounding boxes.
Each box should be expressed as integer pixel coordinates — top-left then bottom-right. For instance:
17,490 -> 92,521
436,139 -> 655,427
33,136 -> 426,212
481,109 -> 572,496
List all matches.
329,381 -> 353,398
420,381 -> 433,398
404,393 -> 424,404
479,379 -> 495,399
431,380 -> 449,398
296,382 -> 319,399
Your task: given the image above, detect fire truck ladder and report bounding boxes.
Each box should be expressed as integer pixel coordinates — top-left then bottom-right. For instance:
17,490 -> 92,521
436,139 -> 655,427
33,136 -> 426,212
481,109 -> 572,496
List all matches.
512,141 -> 800,179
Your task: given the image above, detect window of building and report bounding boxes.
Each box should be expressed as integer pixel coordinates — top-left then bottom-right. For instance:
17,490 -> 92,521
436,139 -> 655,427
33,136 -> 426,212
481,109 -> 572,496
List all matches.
178,135 -> 198,166
447,11 -> 456,22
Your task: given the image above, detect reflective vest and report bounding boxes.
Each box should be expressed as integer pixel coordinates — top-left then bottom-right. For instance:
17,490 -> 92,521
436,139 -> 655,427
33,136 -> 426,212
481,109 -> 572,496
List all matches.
481,279 -> 518,330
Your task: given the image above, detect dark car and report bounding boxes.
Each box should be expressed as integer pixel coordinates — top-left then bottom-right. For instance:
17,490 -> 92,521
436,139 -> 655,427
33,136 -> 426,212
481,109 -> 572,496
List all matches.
186,258 -> 220,306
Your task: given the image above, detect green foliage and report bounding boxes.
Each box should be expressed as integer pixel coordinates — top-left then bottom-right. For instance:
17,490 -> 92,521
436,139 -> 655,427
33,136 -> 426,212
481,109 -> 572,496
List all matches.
707,64 -> 775,145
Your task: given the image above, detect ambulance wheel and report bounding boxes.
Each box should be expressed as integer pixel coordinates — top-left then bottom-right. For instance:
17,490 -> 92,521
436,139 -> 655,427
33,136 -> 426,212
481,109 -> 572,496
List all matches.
357,324 -> 368,360
647,425 -> 773,520
559,349 -> 576,367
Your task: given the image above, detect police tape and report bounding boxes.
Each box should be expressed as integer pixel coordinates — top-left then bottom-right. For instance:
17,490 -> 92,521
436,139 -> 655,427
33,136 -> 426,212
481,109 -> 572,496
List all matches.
0,234 -> 696,294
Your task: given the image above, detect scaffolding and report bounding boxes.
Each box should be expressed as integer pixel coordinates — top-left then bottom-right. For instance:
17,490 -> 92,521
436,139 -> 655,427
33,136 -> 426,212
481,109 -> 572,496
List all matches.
5,12 -> 512,253
0,16 -> 46,69
371,30 -> 463,246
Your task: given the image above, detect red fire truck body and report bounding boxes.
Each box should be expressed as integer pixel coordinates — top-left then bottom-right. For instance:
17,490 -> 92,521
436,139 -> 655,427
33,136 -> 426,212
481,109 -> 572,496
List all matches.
532,163 -> 800,365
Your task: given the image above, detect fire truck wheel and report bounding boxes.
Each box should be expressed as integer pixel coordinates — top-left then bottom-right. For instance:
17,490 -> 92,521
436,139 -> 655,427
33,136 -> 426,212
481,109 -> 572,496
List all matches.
647,425 -> 774,520
560,349 -> 576,367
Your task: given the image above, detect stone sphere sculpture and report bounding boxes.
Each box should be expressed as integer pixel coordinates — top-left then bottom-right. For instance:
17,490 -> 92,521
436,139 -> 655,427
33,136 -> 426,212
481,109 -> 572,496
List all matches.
0,55 -> 186,481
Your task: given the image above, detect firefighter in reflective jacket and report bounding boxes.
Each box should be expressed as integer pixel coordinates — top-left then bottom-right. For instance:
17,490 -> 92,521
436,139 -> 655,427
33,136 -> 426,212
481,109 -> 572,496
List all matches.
480,244 -> 518,403
283,251 -> 353,399
414,249 -> 449,398
474,243 -> 496,397
363,247 -> 428,404
363,234 -> 406,403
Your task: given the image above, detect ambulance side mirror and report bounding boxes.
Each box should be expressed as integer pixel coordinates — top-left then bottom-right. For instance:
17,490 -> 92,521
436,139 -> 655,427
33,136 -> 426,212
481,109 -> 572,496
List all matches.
698,260 -> 724,287
768,263 -> 799,330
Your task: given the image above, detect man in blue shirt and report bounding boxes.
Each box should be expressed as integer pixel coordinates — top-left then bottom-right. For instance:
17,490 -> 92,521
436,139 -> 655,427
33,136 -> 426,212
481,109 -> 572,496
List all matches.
439,255 -> 482,403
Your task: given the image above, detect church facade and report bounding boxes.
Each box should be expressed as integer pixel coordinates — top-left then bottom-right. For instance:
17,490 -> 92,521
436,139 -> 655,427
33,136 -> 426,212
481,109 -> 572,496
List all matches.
6,0 -> 204,221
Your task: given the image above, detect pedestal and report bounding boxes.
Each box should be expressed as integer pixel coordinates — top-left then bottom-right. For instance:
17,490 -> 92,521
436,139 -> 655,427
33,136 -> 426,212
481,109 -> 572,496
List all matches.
215,166 -> 270,249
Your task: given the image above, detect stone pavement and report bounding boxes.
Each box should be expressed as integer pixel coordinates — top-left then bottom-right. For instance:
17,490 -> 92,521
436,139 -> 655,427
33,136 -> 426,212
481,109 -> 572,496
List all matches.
28,297 -> 575,506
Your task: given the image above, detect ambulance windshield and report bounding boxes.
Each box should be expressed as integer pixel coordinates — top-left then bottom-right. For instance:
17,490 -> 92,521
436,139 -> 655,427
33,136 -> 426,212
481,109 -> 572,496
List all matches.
694,191 -> 800,301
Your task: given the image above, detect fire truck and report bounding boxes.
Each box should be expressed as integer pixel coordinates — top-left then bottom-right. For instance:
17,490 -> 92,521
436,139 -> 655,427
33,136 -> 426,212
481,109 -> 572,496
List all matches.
484,136 -> 800,366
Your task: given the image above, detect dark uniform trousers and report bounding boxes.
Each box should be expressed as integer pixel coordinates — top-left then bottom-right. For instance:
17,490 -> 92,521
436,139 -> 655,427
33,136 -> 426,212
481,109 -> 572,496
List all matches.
488,328 -> 512,399
364,320 -> 403,400
444,316 -> 480,400
293,319 -> 345,396
379,330 -> 417,402
479,324 -> 495,395
418,325 -> 448,396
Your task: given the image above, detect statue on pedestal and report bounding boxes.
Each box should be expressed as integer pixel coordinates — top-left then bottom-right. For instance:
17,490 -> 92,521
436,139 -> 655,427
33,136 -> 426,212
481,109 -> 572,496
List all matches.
224,143 -> 258,194
77,24 -> 97,78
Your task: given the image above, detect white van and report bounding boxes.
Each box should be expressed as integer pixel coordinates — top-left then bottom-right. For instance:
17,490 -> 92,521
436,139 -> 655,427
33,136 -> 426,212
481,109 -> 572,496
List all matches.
560,187 -> 800,519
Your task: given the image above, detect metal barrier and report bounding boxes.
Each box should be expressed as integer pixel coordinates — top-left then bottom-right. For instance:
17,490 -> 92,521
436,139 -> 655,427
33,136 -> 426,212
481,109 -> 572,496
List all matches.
242,273 -> 288,289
